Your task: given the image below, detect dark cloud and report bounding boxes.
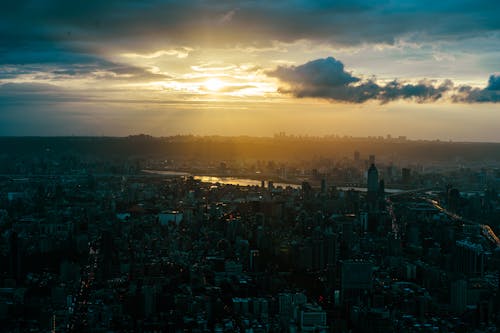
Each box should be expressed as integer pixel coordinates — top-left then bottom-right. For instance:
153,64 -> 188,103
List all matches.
487,75 -> 500,90
379,80 -> 453,103
0,82 -> 200,106
0,56 -> 169,83
452,75 -> 500,103
270,57 -> 359,88
50,62 -> 169,81
1,1 -> 499,108
1,0 -> 499,95
268,57 -> 455,103
2,0 -> 500,62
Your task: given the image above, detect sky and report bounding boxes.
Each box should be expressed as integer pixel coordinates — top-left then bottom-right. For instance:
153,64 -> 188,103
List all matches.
1,0 -> 500,141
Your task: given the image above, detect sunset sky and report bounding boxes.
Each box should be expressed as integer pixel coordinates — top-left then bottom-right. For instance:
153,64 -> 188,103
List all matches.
1,1 -> 500,141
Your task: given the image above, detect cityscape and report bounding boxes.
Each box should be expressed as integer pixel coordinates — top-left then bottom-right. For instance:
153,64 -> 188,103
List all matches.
0,136 -> 499,332
2,0 -> 500,332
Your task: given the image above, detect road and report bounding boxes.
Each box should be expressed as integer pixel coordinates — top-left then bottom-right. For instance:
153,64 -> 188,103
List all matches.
425,198 -> 500,247
68,239 -> 99,332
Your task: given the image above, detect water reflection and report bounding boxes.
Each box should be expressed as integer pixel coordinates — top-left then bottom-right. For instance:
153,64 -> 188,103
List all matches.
193,176 -> 300,189
143,170 -> 403,193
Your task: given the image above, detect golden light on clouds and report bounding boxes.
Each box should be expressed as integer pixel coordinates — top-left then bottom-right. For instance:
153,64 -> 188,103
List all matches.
203,78 -> 226,91
120,48 -> 193,59
106,48 -> 283,99
2,1 -> 500,140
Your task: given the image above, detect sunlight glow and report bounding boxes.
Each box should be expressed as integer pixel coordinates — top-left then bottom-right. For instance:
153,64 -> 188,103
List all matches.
204,78 -> 226,91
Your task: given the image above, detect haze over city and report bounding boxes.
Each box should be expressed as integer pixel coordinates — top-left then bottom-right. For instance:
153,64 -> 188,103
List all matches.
1,1 -> 500,140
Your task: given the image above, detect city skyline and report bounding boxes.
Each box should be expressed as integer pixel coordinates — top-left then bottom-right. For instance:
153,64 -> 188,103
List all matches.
1,1 -> 500,141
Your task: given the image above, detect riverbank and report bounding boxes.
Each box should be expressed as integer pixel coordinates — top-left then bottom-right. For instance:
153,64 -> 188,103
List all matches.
142,170 -> 404,193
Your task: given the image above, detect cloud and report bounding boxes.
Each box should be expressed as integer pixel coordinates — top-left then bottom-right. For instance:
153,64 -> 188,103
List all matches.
268,57 -> 454,103
2,0 -> 500,58
487,74 -> 500,90
219,10 -> 237,24
452,75 -> 500,103
269,57 -> 500,104
0,57 -> 169,84
1,0 -> 499,101
270,57 -> 359,88
1,1 -> 499,110
379,79 -> 453,103
121,48 -> 193,59
200,84 -> 257,93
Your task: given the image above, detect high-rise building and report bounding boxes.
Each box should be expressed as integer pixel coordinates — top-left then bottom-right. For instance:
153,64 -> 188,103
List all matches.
450,279 -> 467,313
143,285 -> 158,317
249,249 -> 260,272
378,179 -> 385,198
455,240 -> 485,276
278,292 -> 307,318
298,304 -> 327,331
341,260 -> 373,303
402,168 -> 411,184
367,164 -> 379,213
367,164 -> 379,193
101,230 -> 114,279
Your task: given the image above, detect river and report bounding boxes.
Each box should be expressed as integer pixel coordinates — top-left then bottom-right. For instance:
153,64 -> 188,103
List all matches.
142,170 -> 404,193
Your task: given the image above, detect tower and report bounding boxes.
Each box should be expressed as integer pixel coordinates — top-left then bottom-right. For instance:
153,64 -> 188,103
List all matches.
367,164 -> 379,212
366,164 -> 380,232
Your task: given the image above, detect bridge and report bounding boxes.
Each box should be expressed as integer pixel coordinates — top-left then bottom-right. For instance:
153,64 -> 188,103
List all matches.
385,187 -> 437,198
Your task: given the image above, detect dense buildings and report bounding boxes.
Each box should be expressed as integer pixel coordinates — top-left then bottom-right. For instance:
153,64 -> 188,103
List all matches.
0,138 -> 499,332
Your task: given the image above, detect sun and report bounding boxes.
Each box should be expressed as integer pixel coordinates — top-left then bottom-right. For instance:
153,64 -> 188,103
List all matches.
203,78 -> 225,91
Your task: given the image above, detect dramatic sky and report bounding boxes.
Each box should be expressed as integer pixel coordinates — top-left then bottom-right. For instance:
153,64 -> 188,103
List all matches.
1,0 -> 500,140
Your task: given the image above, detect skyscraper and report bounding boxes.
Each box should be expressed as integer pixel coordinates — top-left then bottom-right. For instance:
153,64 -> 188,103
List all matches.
367,164 -> 379,193
367,164 -> 379,213
341,260 -> 373,304
366,163 -> 381,232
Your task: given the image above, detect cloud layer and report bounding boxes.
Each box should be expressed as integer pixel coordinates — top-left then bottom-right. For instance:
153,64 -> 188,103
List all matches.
268,57 -> 500,103
2,1 -> 500,69
2,1 -> 499,92
3,1 -> 500,48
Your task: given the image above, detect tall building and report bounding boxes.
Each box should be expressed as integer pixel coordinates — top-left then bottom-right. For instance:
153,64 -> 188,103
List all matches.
341,260 -> 373,304
278,292 -> 307,318
298,304 -> 327,331
454,240 -> 485,276
367,163 -> 379,213
378,179 -> 385,198
450,279 -> 467,313
367,164 -> 379,193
